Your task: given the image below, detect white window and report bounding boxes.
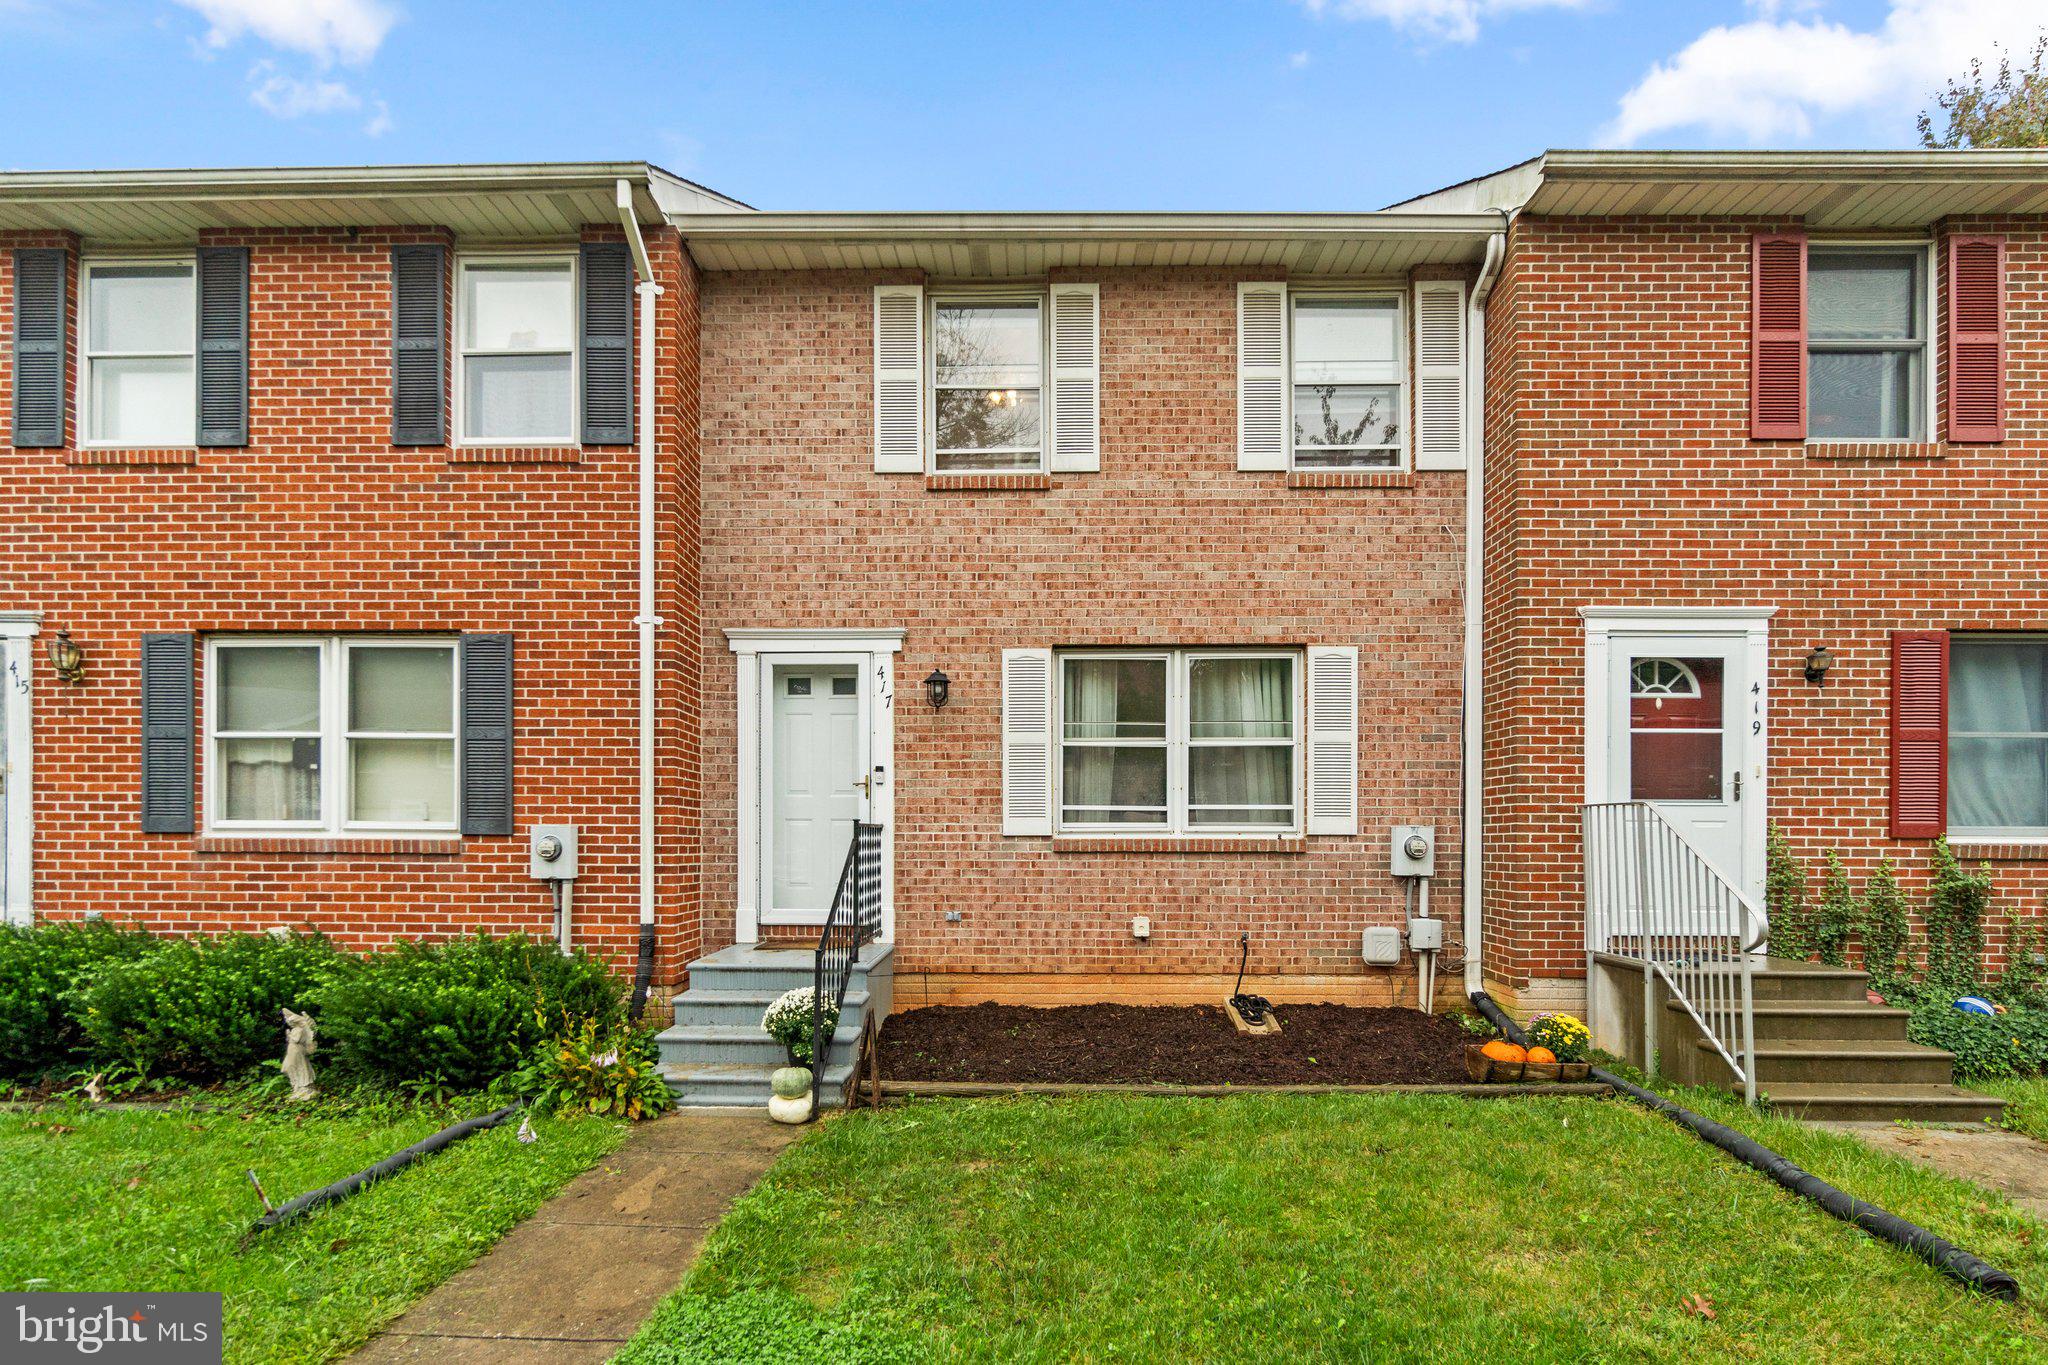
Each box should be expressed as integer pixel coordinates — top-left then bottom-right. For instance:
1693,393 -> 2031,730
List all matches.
80,258 -> 196,447
456,257 -> 576,444
1950,636 -> 2048,838
931,295 -> 1043,472
206,637 -> 458,835
1056,649 -> 1300,834
1808,245 -> 1932,441
1292,293 -> 1403,469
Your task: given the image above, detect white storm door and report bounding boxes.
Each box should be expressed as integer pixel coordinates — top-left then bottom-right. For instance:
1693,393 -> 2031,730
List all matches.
1606,635 -> 1752,897
0,627 -> 33,928
763,660 -> 869,925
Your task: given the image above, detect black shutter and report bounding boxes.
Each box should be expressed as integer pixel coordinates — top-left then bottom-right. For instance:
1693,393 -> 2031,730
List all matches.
196,246 -> 249,447
140,633 -> 196,834
459,633 -> 514,835
391,244 -> 446,446
579,242 -> 633,445
10,248 -> 66,448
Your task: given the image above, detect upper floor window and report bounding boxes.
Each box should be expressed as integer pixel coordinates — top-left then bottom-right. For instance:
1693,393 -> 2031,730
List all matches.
1808,246 -> 1928,441
206,637 -> 458,835
80,259 -> 196,447
1057,649 -> 1300,835
1292,293 -> 1402,469
457,257 -> 575,444
932,296 -> 1042,473
1950,635 -> 2048,839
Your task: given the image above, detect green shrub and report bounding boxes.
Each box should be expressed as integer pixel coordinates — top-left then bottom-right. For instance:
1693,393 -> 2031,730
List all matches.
316,934 -> 624,1088
0,921 -> 159,1079
76,931 -> 343,1080
510,1014 -> 674,1121
1905,994 -> 2048,1079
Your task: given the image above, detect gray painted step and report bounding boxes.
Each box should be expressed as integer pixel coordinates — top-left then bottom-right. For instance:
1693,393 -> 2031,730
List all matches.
662,1060 -> 861,1108
1672,998 -> 1911,1042
1762,1082 -> 2006,1124
657,1020 -> 866,1067
671,987 -> 870,1030
1717,1037 -> 1958,1087
684,942 -> 890,995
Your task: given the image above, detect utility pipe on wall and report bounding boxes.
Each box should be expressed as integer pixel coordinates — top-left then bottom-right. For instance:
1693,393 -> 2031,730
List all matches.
618,179 -> 665,1017
1461,224 -> 1508,996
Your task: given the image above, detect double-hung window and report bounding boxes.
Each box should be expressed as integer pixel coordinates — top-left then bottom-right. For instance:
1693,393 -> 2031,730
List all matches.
1949,636 -> 2048,838
932,295 -> 1043,472
1057,649 -> 1300,834
207,637 -> 458,835
1292,293 -> 1403,469
457,257 -> 576,444
1808,246 -> 1930,440
80,258 -> 196,447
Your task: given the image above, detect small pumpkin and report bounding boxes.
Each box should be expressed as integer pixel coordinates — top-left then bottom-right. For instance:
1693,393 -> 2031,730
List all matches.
771,1066 -> 813,1100
1525,1046 -> 1557,1065
1480,1040 -> 1526,1064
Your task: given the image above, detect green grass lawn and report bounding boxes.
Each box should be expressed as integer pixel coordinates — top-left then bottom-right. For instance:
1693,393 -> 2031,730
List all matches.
0,1098 -> 627,1364
1984,1076 -> 2048,1143
618,1091 -> 2048,1363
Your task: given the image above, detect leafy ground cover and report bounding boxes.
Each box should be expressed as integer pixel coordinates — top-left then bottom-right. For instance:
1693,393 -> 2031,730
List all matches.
0,1097 -> 626,1363
618,1091 -> 2048,1363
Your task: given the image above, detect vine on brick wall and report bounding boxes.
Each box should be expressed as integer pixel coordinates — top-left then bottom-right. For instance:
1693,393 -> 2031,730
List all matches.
1924,837 -> 1991,994
1814,852 -> 1859,968
1765,823 -> 1813,962
1858,858 -> 1911,993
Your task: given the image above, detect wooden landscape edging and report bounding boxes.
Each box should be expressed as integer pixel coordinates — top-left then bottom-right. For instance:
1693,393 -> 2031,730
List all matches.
873,1080 -> 1614,1102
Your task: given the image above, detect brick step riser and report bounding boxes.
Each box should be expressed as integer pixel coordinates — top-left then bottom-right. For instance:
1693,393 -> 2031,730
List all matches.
1749,1054 -> 1956,1087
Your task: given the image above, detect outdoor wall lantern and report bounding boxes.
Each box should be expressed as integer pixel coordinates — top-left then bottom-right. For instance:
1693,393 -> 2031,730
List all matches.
924,668 -> 952,710
47,629 -> 84,685
1803,645 -> 1834,686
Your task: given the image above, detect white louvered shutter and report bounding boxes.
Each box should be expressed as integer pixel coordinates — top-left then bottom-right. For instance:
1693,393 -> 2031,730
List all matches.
1237,282 -> 1288,470
1049,284 -> 1101,472
1413,280 -> 1468,470
1002,648 -> 1055,836
1304,646 -> 1360,835
873,284 -> 925,473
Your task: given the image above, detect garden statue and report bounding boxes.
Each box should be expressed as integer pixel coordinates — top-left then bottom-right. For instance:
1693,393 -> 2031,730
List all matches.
282,1008 -> 318,1101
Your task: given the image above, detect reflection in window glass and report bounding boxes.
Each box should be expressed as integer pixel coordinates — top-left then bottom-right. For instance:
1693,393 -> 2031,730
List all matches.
934,301 -> 1042,472
1629,656 -> 1723,801
1292,296 -> 1401,469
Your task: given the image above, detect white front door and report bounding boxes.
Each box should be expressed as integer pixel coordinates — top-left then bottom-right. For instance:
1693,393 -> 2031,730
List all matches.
1604,634 -> 1756,896
763,662 -> 868,925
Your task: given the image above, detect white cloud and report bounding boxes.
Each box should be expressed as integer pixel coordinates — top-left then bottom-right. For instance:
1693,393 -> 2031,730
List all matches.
1296,0 -> 1594,44
363,98 -> 393,136
177,0 -> 397,66
246,59 -> 359,117
1607,0 -> 2048,145
1289,49 -> 1312,68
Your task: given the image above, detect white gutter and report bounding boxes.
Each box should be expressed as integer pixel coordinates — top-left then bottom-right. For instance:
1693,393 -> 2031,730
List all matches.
618,179 -> 665,991
1462,224 -> 1507,995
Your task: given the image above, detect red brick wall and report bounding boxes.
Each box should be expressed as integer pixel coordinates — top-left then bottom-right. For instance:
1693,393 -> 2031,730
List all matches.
0,226 -> 702,981
1482,213 -> 2048,994
697,267 -> 1469,987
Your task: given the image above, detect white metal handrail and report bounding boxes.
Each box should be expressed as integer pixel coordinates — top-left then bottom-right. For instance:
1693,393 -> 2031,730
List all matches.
1582,801 -> 1767,1104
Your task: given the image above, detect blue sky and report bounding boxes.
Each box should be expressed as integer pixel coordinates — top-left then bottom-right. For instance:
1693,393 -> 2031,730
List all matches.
1,1 -> 2042,209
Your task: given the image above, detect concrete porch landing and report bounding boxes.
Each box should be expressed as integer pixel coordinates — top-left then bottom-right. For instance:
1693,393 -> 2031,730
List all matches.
347,1110 -> 797,1363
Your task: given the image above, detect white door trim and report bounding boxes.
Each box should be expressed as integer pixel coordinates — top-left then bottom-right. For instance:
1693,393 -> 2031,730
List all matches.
1581,606 -> 1774,903
728,628 -> 903,946
0,611 -> 42,928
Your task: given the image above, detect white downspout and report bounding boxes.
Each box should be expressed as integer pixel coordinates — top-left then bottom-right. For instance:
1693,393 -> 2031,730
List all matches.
1462,224 -> 1507,995
618,179 -> 665,1012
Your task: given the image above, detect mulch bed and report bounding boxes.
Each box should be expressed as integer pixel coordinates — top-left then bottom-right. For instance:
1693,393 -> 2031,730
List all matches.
879,1002 -> 1473,1086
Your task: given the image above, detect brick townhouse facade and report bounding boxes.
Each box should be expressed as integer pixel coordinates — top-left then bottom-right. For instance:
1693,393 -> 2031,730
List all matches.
7,151 -> 2048,1034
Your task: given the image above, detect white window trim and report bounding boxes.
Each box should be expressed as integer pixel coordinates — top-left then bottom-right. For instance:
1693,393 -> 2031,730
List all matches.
1947,632 -> 2048,842
1288,286 -> 1408,472
1054,647 -> 1304,838
76,254 -> 198,451
203,635 -> 461,838
452,251 -> 579,447
926,287 -> 1048,475
1805,239 -> 1937,445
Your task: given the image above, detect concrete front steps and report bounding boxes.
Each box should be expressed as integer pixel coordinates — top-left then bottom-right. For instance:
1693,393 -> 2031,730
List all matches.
1675,958 -> 2005,1124
656,942 -> 894,1109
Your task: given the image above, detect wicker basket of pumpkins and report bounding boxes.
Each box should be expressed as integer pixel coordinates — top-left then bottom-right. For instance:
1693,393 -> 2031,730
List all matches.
1465,1013 -> 1591,1083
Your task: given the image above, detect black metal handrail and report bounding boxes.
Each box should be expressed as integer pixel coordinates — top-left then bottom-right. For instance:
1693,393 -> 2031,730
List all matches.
811,821 -> 880,1097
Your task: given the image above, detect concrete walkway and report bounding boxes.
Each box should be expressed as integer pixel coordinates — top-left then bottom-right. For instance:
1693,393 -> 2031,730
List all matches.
350,1110 -> 799,1364
1821,1121 -> 2048,1222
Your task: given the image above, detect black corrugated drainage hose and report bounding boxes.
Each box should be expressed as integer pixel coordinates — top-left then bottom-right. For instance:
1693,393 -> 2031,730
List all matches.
1468,990 -> 2019,1302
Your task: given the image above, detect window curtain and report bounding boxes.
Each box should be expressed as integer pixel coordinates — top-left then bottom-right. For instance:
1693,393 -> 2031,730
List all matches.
224,739 -> 320,822
1950,642 -> 2048,830
1190,658 -> 1292,820
1063,660 -> 1165,817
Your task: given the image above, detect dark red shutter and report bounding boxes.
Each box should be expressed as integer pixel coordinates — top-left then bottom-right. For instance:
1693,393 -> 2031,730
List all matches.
1752,232 -> 1807,439
1890,630 -> 1948,839
1947,235 -> 2006,442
